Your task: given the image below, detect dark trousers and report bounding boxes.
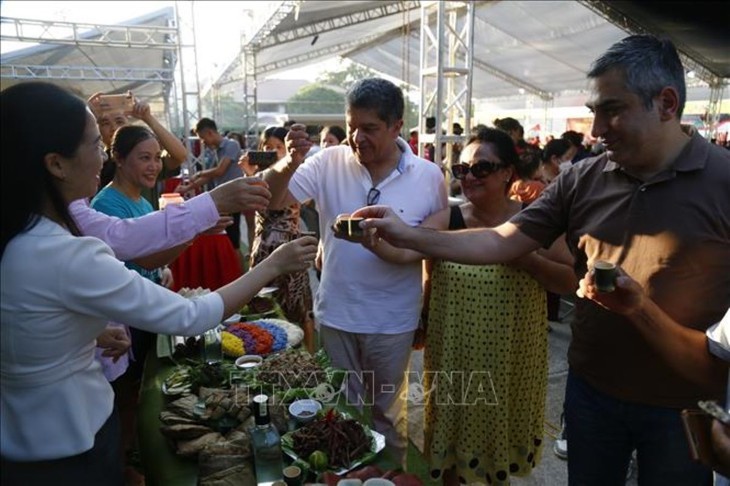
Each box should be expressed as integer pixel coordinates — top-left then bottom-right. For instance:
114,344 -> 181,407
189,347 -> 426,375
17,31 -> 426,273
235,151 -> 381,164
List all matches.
1,408 -> 124,486
565,371 -> 712,486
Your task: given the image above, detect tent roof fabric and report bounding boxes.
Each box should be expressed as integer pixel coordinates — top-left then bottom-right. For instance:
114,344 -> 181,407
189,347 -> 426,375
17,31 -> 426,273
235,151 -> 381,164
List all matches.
243,0 -> 727,103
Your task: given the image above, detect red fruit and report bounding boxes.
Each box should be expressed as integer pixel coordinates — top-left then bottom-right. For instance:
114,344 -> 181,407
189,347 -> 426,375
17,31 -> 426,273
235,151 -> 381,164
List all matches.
392,473 -> 424,486
322,471 -> 341,486
346,465 -> 383,481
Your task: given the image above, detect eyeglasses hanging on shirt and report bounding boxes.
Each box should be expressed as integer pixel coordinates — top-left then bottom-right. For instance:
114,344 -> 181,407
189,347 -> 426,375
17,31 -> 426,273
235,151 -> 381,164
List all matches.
367,187 -> 381,206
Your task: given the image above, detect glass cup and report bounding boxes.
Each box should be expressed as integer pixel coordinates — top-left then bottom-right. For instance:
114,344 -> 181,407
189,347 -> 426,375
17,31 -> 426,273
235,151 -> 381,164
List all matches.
593,260 -> 617,293
283,466 -> 302,486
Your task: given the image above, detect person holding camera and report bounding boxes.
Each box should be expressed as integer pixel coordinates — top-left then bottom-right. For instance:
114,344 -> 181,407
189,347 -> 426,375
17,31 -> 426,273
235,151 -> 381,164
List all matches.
88,91 -> 188,205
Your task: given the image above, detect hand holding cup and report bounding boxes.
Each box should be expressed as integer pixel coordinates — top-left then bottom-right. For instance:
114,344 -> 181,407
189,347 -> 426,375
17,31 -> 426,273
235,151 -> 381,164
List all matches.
332,214 -> 368,242
576,263 -> 645,316
593,260 -> 617,293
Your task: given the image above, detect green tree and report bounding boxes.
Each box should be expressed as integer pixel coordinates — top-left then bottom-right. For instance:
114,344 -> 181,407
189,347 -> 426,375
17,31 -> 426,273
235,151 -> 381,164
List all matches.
317,60 -> 419,136
287,84 -> 345,114
316,60 -> 378,91
200,93 -> 247,132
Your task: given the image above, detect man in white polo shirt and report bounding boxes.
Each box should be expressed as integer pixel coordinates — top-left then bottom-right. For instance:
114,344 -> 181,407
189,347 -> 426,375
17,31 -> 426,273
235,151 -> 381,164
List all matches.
262,78 -> 447,462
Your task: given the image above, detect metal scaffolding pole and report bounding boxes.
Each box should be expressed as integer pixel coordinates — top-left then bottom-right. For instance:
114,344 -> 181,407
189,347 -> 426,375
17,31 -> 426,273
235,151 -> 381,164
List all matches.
418,1 -> 474,169
707,81 -> 727,141
174,1 -> 201,139
242,45 -> 258,149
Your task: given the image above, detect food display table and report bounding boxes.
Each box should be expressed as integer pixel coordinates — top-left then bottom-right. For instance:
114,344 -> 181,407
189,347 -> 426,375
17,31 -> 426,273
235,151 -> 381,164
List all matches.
137,352 -> 403,486
138,353 -> 199,486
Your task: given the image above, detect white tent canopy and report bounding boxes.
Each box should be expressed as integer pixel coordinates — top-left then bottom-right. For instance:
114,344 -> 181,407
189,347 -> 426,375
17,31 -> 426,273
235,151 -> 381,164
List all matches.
218,0 -> 726,106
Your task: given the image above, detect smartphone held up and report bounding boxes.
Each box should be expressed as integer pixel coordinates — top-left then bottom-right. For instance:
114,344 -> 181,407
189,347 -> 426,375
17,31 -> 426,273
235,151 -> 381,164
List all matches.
97,93 -> 134,114
247,150 -> 278,169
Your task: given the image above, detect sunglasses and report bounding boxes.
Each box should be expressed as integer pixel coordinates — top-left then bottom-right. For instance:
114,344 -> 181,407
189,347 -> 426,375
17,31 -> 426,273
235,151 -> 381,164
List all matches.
451,160 -> 505,180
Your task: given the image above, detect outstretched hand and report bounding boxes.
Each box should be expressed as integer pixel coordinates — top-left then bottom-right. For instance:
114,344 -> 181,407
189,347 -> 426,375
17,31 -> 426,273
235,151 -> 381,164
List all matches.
267,236 -> 318,275
285,124 -> 312,166
352,205 -> 413,248
237,152 -> 258,177
209,177 -> 271,213
128,93 -> 153,123
576,265 -> 645,316
331,214 -> 372,244
201,216 -> 234,235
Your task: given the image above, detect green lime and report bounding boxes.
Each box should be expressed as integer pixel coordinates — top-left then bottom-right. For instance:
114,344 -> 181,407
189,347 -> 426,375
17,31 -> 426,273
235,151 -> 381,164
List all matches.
308,450 -> 328,471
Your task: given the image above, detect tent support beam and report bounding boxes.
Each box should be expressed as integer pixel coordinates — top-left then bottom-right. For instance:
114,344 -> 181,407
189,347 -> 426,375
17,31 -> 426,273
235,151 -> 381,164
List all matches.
0,16 -> 179,50
257,33 -> 384,76
472,58 -> 552,101
0,64 -> 174,82
256,1 -> 420,50
418,1 -> 474,171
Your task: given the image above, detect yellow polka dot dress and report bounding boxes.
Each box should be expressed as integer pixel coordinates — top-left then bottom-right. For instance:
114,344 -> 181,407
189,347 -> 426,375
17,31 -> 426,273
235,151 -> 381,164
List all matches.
423,260 -> 548,485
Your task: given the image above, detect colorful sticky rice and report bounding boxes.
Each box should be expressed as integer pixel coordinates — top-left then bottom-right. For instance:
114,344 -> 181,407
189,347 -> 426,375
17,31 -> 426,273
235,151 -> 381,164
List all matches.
221,320 -> 290,357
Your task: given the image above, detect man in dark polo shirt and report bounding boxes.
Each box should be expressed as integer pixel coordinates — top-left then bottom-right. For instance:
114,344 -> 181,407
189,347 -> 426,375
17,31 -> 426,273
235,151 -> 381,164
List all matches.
355,35 -> 730,485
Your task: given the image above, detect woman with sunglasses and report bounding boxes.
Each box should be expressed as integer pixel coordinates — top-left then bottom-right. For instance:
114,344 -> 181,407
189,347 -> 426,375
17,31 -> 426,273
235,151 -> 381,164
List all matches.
418,128 -> 576,485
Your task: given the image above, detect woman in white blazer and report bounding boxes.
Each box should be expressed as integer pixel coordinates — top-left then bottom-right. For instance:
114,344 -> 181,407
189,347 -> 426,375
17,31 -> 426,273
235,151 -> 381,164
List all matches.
0,82 -> 317,485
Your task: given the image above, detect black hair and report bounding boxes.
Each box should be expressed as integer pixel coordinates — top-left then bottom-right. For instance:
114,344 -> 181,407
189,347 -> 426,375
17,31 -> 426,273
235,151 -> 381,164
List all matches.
514,150 -> 542,180
561,130 -> 584,148
542,139 -> 572,163
195,117 -> 217,134
493,117 -> 523,134
321,125 -> 346,144
346,78 -> 404,126
1,82 -> 88,258
111,125 -> 157,162
466,127 -> 519,168
588,34 -> 686,118
259,126 -> 289,150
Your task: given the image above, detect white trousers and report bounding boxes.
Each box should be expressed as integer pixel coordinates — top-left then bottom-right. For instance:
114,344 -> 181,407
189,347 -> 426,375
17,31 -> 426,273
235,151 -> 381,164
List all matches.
319,325 -> 414,465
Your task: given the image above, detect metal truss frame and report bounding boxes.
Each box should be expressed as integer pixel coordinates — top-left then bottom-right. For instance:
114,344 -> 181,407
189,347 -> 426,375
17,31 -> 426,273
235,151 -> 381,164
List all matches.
418,1 -> 475,169
1,12 -> 183,130
0,16 -> 179,50
174,0 -> 201,139
258,33 -> 384,75
706,81 -> 727,140
0,64 -> 174,82
217,0 -> 420,86
255,0 -> 419,50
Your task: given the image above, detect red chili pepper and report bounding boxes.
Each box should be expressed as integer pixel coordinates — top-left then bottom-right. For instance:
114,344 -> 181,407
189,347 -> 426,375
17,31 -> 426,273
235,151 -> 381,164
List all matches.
325,408 -> 336,423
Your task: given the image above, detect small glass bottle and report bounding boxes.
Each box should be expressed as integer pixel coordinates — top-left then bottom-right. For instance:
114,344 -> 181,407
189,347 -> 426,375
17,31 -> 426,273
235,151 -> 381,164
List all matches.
180,158 -> 196,200
251,394 -> 283,486
202,326 -> 222,364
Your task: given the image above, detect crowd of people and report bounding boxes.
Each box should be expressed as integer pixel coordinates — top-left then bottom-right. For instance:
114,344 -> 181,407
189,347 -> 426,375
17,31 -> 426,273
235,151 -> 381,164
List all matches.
1,33 -> 728,486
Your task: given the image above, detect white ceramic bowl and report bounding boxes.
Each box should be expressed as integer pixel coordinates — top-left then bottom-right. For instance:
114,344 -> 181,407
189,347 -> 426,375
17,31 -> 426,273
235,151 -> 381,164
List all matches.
288,399 -> 322,423
363,480 -> 394,486
235,355 -> 263,370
